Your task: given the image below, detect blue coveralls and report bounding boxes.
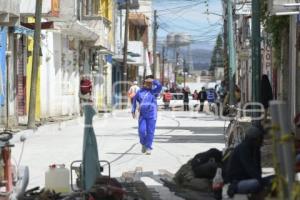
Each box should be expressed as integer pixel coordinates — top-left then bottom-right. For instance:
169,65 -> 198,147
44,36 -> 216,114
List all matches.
132,80 -> 162,150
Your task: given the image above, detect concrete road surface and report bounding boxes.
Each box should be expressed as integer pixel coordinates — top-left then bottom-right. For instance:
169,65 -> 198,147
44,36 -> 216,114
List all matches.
12,110 -> 226,189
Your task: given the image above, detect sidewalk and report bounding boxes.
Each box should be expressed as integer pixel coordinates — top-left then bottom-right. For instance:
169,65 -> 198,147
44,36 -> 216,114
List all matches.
11,110 -> 226,190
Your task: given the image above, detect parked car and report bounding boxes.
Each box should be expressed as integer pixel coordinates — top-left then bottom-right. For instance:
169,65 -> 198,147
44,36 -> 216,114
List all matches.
157,93 -> 199,111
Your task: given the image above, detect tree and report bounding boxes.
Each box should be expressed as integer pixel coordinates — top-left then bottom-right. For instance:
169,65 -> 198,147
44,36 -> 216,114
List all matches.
210,34 -> 224,71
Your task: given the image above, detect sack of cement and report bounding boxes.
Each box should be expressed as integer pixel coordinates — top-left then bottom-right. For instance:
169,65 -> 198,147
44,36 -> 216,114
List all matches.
174,161 -> 195,185
182,178 -> 212,192
173,160 -> 212,192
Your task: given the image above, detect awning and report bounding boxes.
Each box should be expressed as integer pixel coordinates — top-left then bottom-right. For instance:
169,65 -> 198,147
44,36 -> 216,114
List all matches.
112,55 -> 136,63
129,13 -> 148,26
21,22 -> 54,30
13,26 -> 34,36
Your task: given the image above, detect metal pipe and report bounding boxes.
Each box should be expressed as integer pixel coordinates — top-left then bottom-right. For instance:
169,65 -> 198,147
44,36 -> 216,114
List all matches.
270,101 -> 295,200
251,0 -> 261,106
227,0 -> 236,105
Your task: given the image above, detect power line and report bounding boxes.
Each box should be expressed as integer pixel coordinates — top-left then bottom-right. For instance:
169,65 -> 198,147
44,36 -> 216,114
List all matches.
158,16 -> 222,32
140,1 -> 206,14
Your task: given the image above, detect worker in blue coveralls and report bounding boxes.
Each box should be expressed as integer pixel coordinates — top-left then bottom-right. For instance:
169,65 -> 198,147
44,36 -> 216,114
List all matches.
131,76 -> 162,155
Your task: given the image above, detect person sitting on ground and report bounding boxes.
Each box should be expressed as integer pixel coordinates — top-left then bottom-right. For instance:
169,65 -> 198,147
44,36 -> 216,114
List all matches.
224,124 -> 273,198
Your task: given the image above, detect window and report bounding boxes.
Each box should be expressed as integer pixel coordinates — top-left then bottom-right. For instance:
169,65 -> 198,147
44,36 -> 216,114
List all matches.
82,0 -> 100,17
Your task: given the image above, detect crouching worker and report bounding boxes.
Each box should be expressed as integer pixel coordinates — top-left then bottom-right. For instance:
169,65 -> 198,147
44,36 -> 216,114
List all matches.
224,124 -> 273,199
131,76 -> 162,155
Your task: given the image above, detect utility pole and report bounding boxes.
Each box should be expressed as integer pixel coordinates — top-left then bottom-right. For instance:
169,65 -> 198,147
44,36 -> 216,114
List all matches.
5,43 -> 10,130
221,1 -> 229,91
227,0 -> 236,105
28,0 -> 42,129
153,10 -> 158,78
161,46 -> 165,85
122,0 -> 129,109
251,0 -> 261,105
251,0 -> 261,119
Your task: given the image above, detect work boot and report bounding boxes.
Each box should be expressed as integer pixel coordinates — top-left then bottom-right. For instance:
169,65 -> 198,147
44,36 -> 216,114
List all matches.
141,145 -> 146,153
145,149 -> 151,155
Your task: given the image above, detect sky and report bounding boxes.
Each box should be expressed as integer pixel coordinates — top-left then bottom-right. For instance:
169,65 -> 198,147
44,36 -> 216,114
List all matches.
153,0 -> 223,50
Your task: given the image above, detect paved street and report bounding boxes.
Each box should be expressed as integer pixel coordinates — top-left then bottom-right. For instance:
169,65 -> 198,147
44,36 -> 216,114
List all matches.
12,110 -> 225,189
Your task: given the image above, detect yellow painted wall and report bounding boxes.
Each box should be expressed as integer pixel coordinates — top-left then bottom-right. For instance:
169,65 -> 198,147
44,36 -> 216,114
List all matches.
100,0 -> 109,19
98,0 -> 114,45
26,18 -> 41,121
108,0 -> 114,45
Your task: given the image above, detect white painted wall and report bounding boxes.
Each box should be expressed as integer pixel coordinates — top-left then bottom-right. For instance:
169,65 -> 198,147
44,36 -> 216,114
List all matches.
40,31 -> 80,118
0,0 -> 20,16
41,31 -> 54,118
20,0 -> 51,15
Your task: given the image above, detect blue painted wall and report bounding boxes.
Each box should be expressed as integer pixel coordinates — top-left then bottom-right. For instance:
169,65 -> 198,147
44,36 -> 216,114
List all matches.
0,27 -> 7,107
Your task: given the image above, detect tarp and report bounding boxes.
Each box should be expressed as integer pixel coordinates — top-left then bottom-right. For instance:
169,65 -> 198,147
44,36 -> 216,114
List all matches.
13,26 -> 34,36
82,105 -> 101,190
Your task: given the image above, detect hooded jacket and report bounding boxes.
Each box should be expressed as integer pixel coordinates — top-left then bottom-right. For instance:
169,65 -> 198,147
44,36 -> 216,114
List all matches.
224,126 -> 264,183
132,80 -> 162,119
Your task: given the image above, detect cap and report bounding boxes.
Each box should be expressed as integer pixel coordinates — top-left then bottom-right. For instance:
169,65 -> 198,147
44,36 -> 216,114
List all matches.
133,81 -> 138,85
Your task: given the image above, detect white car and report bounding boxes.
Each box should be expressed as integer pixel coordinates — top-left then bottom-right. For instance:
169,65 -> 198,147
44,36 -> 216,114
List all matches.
157,93 -> 199,111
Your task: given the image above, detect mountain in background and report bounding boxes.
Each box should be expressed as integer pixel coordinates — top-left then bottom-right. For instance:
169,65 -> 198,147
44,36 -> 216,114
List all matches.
157,44 -> 212,71
190,48 -> 212,71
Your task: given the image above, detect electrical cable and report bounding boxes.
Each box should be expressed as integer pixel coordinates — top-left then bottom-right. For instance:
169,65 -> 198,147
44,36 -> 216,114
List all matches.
142,2 -> 206,14
157,16 -> 222,32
